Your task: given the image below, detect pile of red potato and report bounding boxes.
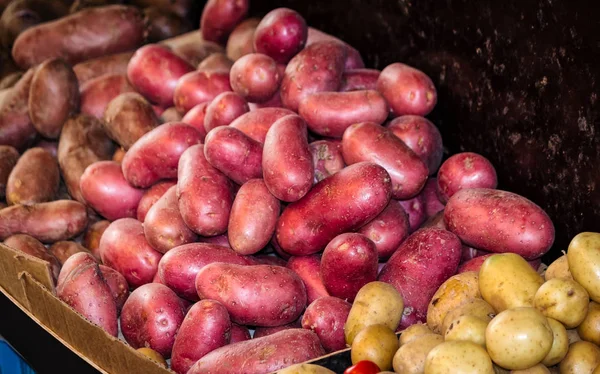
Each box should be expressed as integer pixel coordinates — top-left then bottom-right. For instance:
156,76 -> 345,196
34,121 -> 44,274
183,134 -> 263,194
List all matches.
0,0 -> 557,373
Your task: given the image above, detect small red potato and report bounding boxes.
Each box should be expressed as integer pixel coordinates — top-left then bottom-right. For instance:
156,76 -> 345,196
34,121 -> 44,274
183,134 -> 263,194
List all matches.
173,70 -> 231,114
197,52 -> 234,74
4,234 -> 61,281
253,8 -> 307,64
72,51 -> 133,85
340,69 -> 380,92
437,152 -> 498,203
286,254 -> 329,304
200,0 -> 249,44
306,27 -> 364,70
83,219 -> 109,262
225,17 -> 259,61
98,264 -> 129,312
136,180 -> 176,222
230,323 -> 251,343
48,241 -> 90,265
103,92 -> 160,150
229,107 -> 294,144
309,140 -> 345,183
358,199 -> 410,259
181,103 -> 208,137
422,178 -> 445,218
398,194 -> 427,232
79,74 -> 135,119
6,147 -> 60,206
0,68 -> 36,150
230,53 -> 281,103
377,62 -> 437,117
302,296 -> 352,352
120,283 -> 187,358
0,146 -> 20,198
204,91 -> 249,132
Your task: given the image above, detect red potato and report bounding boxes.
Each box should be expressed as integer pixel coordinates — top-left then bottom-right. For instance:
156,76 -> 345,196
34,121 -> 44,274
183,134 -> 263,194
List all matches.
253,8 -> 307,64
0,146 -> 20,198
28,58 -> 79,139
181,103 -> 208,137
6,147 -> 60,205
188,329 -> 325,374
48,241 -> 90,265
80,161 -> 145,221
128,0 -> 199,19
0,200 -> 88,242
342,121 -> 428,200
144,186 -> 197,253
126,44 -> 195,107
249,89 -> 284,109
177,144 -> 233,236
204,91 -> 249,132
120,283 -> 187,358
204,126 -> 263,185
99,218 -> 163,288
399,194 -> 427,232
262,115 -> 313,202
436,152 -> 498,203
229,53 -> 281,103
254,254 -> 287,267
287,254 -> 329,304
421,210 -> 446,230
199,234 -> 232,248
136,180 -> 176,222
143,6 -> 193,44
197,52 -> 234,73
444,188 -> 555,259
387,115 -> 444,175
377,63 -> 437,117
0,68 -> 36,151
166,38 -> 224,68
309,140 -> 345,184
226,17 -> 259,61
0,74 -> 21,91
340,69 -> 381,92
301,296 -> 351,352
378,228 -> 462,329
157,242 -> 253,301
4,234 -> 61,281
79,74 -> 136,119
83,219 -> 109,262
33,139 -> 58,159
122,122 -> 203,188
253,320 -> 302,339
228,179 -> 280,255
98,264 -> 129,313
200,0 -> 249,44
171,299 -> 232,374
196,263 -> 307,326
306,27 -> 364,70
229,107 -> 294,144
57,251 -> 97,287
230,323 -> 251,343
159,107 -> 183,123
280,40 -> 346,112
460,246 -> 490,263
422,177 -> 445,218
103,92 -> 160,150
321,233 -> 379,302
173,70 -> 231,114
276,162 -> 392,256
72,51 -> 133,85
358,199 -> 410,259
11,5 -> 145,69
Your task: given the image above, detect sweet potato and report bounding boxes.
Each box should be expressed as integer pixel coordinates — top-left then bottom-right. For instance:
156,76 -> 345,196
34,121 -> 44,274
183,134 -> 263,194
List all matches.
0,68 -> 36,150
79,74 -> 135,119
306,27 -> 364,70
358,199 -> 410,259
197,52 -> 233,73
48,240 -> 90,265
309,140 -> 345,184
340,69 -> 380,92
342,121 -> 428,199
144,6 -> 193,44
230,53 -> 281,103
98,264 -> 129,312
4,233 -> 61,281
6,147 -> 59,205
0,200 -> 88,242
444,188 -> 555,259
286,254 -> 329,304
72,51 -> 133,85
12,5 -> 145,69
399,194 -> 427,232
230,323 -> 251,343
377,63 -> 437,117
57,251 -> 97,287
204,91 -> 249,132
378,228 -> 462,329
225,17 -> 259,61
136,180 -> 176,222
229,107 -> 294,143
253,8 -> 307,64
196,263 -> 307,326
28,58 -> 79,139
0,145 -> 19,198
436,152 -> 498,203
173,70 -> 231,114
171,299 -> 232,374
200,0 -> 249,44
122,122 -> 203,188
83,219 -> 109,262
181,103 -> 208,137
301,296 -> 351,352
103,92 -> 160,150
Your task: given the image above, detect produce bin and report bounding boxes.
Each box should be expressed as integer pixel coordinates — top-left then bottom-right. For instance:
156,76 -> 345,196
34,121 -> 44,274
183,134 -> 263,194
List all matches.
0,0 -> 598,373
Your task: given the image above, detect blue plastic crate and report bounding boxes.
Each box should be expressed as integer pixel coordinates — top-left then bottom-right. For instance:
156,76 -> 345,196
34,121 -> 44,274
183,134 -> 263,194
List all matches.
0,339 -> 36,374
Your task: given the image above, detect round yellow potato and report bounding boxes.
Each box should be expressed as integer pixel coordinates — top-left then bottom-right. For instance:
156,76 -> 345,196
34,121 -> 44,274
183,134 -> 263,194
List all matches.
345,281 -> 404,345
577,301 -> 600,345
136,347 -> 167,367
567,232 -> 600,303
559,341 -> 600,374
544,254 -> 572,281
566,328 -> 582,344
424,340 -> 494,374
393,333 -> 444,374
444,314 -> 488,348
509,363 -> 550,373
533,277 -> 589,328
399,323 -> 433,346
441,298 -> 496,335
351,324 -> 398,371
426,271 -> 481,334
277,364 -> 336,374
541,318 -> 569,366
479,253 -> 545,313
485,307 -> 553,370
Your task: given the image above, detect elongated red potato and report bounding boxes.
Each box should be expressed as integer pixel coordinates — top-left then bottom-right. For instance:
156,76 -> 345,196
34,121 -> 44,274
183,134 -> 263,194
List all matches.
6,147 -> 60,206
444,188 -> 555,259
342,122 -> 428,200
299,90 -> 388,138
4,234 -> 61,281
340,69 -> 380,92
48,241 -> 90,266
306,27 -> 364,70
0,146 -> 19,199
225,17 -> 260,61
173,70 -> 231,114
378,228 -> 462,329
436,152 -> 498,203
98,264 -> 130,313
204,91 -> 249,132
377,62 -> 437,117
228,179 -> 280,255
136,180 -> 177,222
72,51 -> 133,85
171,299 -> 232,374
177,144 -> 233,236
358,199 -> 410,258
181,103 -> 208,137
309,140 -> 345,184
229,107 -> 294,143
83,220 -> 109,262
103,92 -> 160,150
253,8 -> 307,64
122,122 -> 203,188
200,0 -> 249,44
230,53 -> 281,103
301,296 -> 351,352
79,74 -> 136,119
286,254 -> 329,304
12,5 -> 145,69
253,321 -> 302,339
276,162 -> 392,256
0,68 -> 36,150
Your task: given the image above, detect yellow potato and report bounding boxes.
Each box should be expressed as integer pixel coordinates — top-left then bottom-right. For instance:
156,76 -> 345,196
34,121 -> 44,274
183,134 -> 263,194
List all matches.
277,364 -> 336,374
136,347 -> 167,367
426,271 -> 481,334
566,328 -> 581,344
444,314 -> 488,348
424,341 -> 494,374
509,363 -> 550,373
558,341 -> 600,374
567,232 -> 600,303
533,277 -> 589,328
479,253 -> 545,313
441,298 -> 496,335
485,307 -> 553,370
393,333 -> 444,374
351,324 -> 398,371
399,323 -> 433,346
345,281 -> 404,345
541,318 -> 569,366
577,301 -> 600,345
544,254 -> 572,281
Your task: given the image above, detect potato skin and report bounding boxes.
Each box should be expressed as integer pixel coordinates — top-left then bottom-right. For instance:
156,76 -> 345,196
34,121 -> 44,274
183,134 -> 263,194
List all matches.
195,263 -> 307,326
378,228 -> 462,329
286,254 -> 330,304
437,152 -> 498,203
577,301 -> 600,346
444,188 -> 555,259
103,92 -> 160,150
424,340 -> 494,374
173,70 -> 231,114
559,341 -> 600,374
229,107 -> 294,144
188,329 -> 325,374
393,333 -> 444,374
309,140 -> 345,184
278,364 -> 335,374
57,251 -> 97,287
79,74 -> 136,119
200,0 -> 249,44
276,162 -> 392,256
253,320 -> 302,339
136,180 -> 176,222
567,232 -> 600,303
226,18 -> 260,61
534,277 -> 589,329
253,8 -> 307,64
351,324 -> 398,371
181,103 -> 208,137
4,234 -> 61,281
144,6 -> 193,44
98,264 -> 129,313
305,27 -> 364,70
72,51 -> 133,85
544,254 -> 572,281
301,296 -> 351,352
48,240 -> 90,266
0,68 -> 36,150
83,219 -> 109,262
12,5 -> 145,69
340,69 -> 380,92
358,200 -> 409,259
230,323 -> 251,343
171,299 -> 231,374
197,52 -> 234,74
6,147 -> 60,205
0,145 -> 19,198
230,53 -> 281,103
